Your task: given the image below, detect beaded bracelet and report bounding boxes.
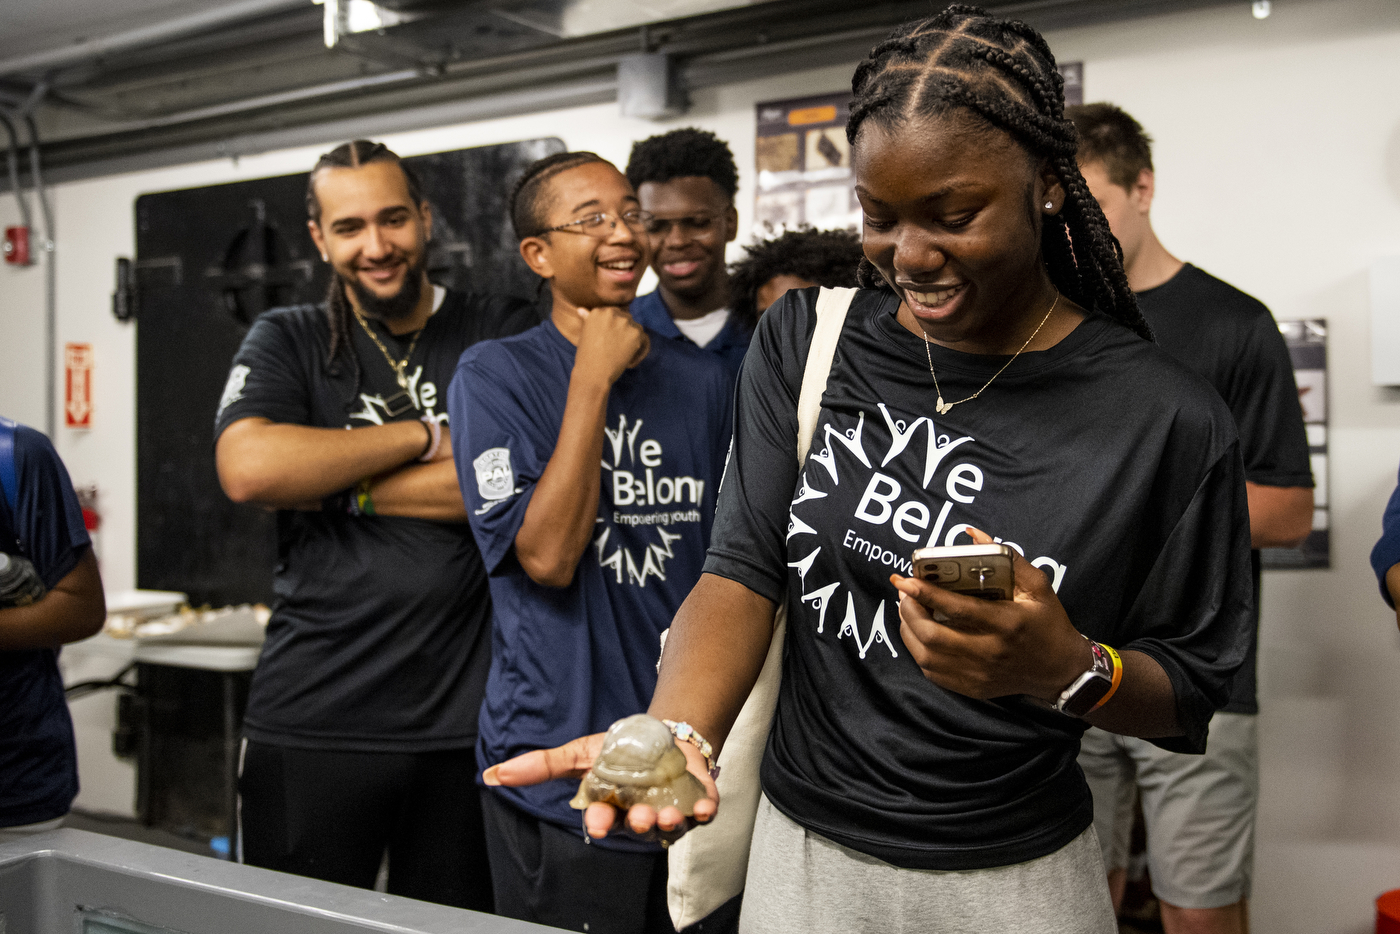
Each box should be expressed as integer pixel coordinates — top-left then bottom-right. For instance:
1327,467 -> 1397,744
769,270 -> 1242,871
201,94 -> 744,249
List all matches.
662,719 -> 720,779
355,477 -> 376,516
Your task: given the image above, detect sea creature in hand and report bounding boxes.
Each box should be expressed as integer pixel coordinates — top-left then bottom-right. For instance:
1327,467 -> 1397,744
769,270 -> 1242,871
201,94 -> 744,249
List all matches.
570,714 -> 706,815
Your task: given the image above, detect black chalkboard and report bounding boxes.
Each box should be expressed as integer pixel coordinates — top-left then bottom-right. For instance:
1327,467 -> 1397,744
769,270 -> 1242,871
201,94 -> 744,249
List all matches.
135,137 -> 563,605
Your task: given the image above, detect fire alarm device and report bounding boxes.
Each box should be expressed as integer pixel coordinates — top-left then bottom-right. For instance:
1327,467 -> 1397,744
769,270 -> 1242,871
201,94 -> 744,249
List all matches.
4,226 -> 31,265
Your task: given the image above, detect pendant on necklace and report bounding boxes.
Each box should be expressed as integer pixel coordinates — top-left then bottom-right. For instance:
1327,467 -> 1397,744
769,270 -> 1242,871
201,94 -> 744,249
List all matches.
936,397 -> 951,415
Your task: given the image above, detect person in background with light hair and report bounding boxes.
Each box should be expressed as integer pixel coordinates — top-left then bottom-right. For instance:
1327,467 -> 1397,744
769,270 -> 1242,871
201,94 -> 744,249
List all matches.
1069,101 -> 1313,934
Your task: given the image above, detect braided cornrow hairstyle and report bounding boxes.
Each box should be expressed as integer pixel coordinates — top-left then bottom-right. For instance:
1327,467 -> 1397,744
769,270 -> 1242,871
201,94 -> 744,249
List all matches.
846,4 -> 1151,340
508,151 -> 610,241
305,140 -> 427,375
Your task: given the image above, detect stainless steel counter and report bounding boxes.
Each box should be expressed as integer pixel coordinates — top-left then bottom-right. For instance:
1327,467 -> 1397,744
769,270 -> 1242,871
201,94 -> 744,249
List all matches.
0,829 -> 558,934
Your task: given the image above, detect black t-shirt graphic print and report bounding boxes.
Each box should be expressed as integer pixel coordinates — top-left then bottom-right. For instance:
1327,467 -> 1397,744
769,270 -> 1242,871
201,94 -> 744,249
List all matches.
704,288 -> 1255,871
214,289 -> 536,751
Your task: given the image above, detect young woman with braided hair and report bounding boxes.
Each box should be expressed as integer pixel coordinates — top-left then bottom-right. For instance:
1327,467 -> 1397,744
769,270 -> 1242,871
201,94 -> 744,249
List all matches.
488,7 -> 1251,932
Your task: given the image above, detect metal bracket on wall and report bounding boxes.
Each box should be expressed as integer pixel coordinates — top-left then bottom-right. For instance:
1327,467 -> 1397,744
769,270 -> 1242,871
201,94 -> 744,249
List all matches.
113,257 -> 137,322
114,255 -> 185,322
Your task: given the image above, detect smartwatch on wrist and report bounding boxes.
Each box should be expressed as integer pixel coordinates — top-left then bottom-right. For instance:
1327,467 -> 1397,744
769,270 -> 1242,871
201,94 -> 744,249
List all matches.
1052,640 -> 1116,718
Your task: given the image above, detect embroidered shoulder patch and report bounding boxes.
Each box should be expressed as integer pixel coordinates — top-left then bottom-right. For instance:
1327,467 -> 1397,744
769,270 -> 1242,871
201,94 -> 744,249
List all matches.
218,365 -> 251,416
473,447 -> 515,501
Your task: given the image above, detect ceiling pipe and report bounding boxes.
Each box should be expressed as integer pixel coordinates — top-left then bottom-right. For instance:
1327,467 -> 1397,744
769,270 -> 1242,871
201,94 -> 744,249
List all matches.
0,0 -> 309,80
91,68 -> 423,134
0,111 -> 33,230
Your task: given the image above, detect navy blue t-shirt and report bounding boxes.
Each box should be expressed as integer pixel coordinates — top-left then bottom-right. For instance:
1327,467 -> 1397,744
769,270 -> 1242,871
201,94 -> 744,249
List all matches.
1373,463 -> 1400,609
0,420 -> 90,827
629,289 -> 752,378
448,320 -> 733,849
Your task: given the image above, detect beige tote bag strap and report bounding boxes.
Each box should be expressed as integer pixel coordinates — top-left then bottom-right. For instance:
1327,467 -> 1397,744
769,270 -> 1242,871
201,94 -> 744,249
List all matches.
797,286 -> 857,460
666,286 -> 857,930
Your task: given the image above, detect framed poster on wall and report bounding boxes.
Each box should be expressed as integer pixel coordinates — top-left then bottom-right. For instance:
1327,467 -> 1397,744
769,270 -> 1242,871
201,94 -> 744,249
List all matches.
1262,318 -> 1329,570
753,64 -> 1082,238
753,92 -> 856,236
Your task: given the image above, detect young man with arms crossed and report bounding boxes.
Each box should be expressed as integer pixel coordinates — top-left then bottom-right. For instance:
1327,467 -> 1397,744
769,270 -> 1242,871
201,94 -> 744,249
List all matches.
625,128 -> 750,376
215,140 -> 535,908
448,152 -> 732,934
1069,103 -> 1314,934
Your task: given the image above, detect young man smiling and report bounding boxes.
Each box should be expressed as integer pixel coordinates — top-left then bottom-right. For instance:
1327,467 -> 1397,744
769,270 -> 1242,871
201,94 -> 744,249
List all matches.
625,128 -> 750,376
1068,103 -> 1313,934
447,152 -> 732,934
214,140 -> 535,908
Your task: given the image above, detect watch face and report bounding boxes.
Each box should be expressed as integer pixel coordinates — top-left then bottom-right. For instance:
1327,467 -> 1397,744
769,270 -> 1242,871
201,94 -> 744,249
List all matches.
1062,673 -> 1113,719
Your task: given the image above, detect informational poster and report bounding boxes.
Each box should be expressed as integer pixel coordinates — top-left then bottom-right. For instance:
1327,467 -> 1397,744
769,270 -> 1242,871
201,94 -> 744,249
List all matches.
1262,319 -> 1329,570
753,92 -> 856,237
754,68 -> 1082,238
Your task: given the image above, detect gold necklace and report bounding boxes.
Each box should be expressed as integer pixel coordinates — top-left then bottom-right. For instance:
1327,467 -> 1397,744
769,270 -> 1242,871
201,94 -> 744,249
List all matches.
922,290 -> 1060,415
353,309 -> 423,391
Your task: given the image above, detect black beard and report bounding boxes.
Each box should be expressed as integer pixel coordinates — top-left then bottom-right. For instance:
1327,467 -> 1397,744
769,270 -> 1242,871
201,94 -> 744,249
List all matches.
344,255 -> 426,322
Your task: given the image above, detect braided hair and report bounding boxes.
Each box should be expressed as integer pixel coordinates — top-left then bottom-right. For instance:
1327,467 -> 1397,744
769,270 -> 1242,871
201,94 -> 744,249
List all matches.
305,140 -> 426,373
509,151 -> 611,241
846,5 -> 1151,340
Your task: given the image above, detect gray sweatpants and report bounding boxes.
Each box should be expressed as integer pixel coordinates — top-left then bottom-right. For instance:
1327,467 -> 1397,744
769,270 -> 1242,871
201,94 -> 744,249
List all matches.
740,794 -> 1116,934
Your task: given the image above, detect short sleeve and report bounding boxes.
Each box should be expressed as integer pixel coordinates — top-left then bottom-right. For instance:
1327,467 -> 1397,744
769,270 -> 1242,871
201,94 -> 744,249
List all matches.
448,347 -> 552,574
1119,441 -> 1254,753
10,426 -> 90,588
1225,313 -> 1313,489
214,313 -> 314,438
703,289 -> 816,603
1371,464 -> 1400,609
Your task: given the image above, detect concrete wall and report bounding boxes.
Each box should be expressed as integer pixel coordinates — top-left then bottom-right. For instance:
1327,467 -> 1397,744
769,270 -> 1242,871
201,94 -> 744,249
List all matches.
3,0 -> 1399,929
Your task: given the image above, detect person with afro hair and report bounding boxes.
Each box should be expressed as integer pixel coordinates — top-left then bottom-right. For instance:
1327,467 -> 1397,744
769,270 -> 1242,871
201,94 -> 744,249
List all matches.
728,227 -> 865,322
625,128 -> 749,377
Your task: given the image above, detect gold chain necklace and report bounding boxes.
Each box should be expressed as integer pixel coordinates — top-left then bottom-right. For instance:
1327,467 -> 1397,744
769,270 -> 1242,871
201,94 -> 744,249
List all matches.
353,309 -> 423,391
922,290 -> 1060,415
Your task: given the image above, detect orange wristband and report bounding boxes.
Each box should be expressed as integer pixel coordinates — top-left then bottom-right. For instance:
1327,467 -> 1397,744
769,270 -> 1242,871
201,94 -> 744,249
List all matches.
1089,643 -> 1123,712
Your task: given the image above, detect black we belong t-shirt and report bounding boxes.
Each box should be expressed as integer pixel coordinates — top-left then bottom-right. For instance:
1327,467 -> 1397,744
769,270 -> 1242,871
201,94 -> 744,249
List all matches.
214,288 -> 536,751
704,288 -> 1254,871
1137,264 -> 1313,714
